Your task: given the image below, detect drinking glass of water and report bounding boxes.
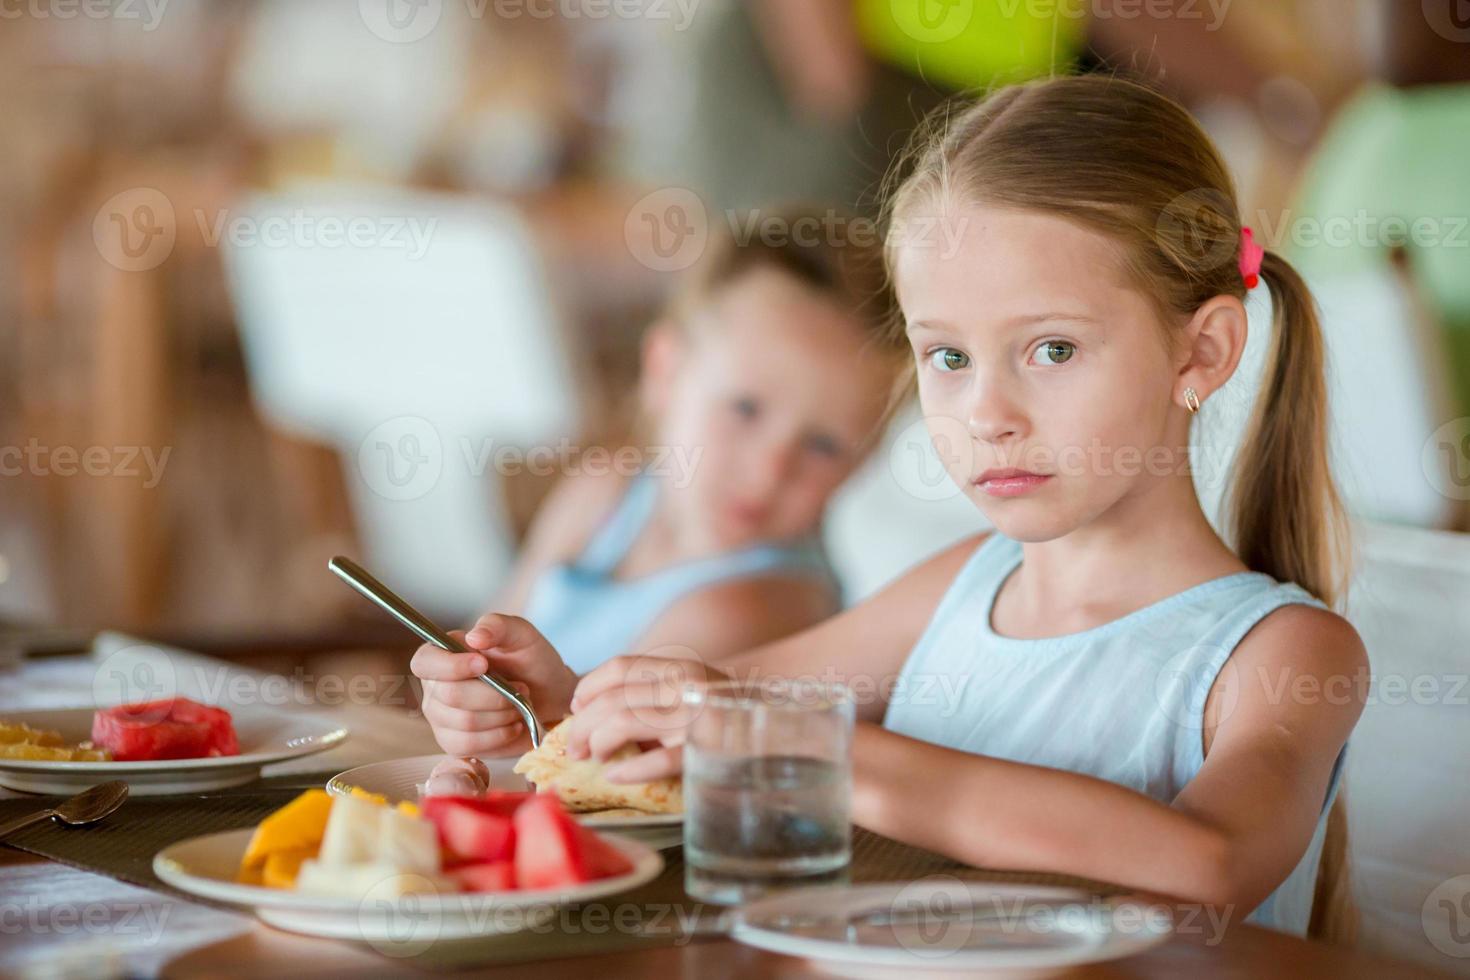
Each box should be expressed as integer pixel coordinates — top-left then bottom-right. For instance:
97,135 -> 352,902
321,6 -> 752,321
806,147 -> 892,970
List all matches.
682,678 -> 854,905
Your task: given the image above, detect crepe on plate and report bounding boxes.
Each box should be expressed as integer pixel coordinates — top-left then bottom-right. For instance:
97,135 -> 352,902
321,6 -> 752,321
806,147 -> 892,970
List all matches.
513,719 -> 682,815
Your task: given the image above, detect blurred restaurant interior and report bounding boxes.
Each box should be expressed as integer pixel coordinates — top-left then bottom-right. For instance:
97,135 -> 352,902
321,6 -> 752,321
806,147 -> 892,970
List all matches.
1,0 -> 1468,972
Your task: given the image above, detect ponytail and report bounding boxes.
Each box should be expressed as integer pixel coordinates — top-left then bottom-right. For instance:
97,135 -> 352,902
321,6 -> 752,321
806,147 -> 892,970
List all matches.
1232,252 -> 1357,944
1226,250 -> 1352,608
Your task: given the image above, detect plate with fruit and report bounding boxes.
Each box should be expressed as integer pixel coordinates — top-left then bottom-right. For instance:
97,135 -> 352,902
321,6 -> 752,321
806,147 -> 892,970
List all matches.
0,700 -> 348,795
153,787 -> 664,943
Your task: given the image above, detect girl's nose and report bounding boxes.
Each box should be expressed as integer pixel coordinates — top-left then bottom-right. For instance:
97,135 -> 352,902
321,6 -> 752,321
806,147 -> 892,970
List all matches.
965,379 -> 1027,444
747,441 -> 799,497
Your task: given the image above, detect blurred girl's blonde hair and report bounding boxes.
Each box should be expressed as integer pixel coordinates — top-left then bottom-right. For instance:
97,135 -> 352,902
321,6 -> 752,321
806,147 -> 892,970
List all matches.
667,203 -> 900,359
615,204 -> 907,446
883,75 -> 1356,943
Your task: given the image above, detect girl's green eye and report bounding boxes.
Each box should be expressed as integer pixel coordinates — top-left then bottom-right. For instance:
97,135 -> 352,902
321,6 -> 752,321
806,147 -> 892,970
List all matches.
1033,341 -> 1076,365
930,348 -> 970,372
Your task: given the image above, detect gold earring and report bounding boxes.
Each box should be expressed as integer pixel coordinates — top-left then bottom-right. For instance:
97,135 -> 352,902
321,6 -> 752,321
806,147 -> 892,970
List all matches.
1184,387 -> 1202,414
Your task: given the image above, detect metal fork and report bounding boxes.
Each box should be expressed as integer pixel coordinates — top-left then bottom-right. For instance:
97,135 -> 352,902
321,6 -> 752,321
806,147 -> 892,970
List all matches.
328,556 -> 544,748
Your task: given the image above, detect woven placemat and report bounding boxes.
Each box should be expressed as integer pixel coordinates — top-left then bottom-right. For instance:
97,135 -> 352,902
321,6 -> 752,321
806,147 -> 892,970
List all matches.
0,777 -> 1120,970
0,772 -> 349,910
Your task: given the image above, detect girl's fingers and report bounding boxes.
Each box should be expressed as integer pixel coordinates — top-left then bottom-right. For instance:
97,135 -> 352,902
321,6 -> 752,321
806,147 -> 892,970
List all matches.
464,613 -> 544,654
432,722 -> 524,758
569,691 -> 696,763
411,640 -> 489,682
571,653 -> 707,713
563,684 -> 651,758
420,694 -> 527,734
570,656 -> 636,712
424,677 -> 530,712
604,744 -> 685,784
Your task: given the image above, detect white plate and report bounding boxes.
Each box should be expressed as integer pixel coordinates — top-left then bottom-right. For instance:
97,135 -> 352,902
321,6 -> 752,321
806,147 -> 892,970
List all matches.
154,827 -> 664,944
328,755 -> 684,848
732,881 -> 1172,979
0,707 -> 348,796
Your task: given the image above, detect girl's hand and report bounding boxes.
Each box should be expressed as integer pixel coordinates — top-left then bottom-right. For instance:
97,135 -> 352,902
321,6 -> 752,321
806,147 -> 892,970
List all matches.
564,654 -> 732,783
410,614 -> 578,757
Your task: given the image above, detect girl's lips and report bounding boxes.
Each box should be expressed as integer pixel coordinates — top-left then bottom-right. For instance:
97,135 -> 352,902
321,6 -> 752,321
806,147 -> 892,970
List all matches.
975,473 -> 1052,497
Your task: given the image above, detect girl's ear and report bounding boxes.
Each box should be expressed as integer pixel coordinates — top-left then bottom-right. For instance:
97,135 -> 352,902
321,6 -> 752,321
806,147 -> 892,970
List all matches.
639,319 -> 687,419
1176,295 -> 1248,411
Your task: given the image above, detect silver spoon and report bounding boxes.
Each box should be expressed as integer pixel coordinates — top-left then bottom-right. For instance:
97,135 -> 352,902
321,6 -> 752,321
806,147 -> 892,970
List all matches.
328,556 -> 544,748
0,780 -> 129,842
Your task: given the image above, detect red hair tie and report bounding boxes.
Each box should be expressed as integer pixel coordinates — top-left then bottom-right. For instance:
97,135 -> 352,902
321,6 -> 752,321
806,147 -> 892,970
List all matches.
1239,227 -> 1264,290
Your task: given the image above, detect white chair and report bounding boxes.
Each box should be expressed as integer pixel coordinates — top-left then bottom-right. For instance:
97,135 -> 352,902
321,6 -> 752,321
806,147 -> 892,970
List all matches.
1194,264 -> 1462,533
1341,521 -> 1470,973
224,185 -> 581,620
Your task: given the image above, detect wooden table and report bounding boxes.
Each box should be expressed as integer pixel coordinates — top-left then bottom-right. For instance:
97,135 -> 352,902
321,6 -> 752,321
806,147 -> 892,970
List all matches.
0,646 -> 1444,978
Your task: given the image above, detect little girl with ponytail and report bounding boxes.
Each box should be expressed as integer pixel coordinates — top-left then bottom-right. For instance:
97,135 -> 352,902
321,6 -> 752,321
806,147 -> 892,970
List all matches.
418,76 -> 1368,940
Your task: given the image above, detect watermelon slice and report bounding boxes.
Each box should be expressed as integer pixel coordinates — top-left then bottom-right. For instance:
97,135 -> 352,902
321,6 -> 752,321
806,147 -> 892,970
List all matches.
471,791 -> 535,817
451,861 -> 516,892
420,792 -> 534,819
420,797 -> 516,864
165,699 -> 238,755
575,823 -> 637,880
512,794 -> 633,890
91,698 -> 239,761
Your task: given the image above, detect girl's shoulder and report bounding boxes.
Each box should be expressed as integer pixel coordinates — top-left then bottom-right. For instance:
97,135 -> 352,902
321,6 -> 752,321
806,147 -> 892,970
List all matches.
638,572 -> 840,662
517,469 -> 635,570
1201,599 -> 1368,764
644,532 -> 997,664
1231,601 -> 1369,681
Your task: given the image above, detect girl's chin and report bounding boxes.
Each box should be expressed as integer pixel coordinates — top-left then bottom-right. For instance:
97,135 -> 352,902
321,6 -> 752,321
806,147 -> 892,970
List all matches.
698,511 -> 761,549
708,512 -> 807,551
969,497 -> 1079,543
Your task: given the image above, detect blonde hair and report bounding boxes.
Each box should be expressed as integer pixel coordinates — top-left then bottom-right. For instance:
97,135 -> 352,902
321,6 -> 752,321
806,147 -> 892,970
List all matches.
617,204 -> 907,445
667,204 -> 898,352
884,75 -> 1356,942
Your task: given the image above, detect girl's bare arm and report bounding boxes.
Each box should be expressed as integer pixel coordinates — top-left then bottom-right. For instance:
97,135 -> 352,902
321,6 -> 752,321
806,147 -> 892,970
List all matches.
852,605 -> 1367,913
569,533 -> 986,732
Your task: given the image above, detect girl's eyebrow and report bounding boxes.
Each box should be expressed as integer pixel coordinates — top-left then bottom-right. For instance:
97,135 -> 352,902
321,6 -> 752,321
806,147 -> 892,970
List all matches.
906,312 -> 1098,334
1006,311 -> 1099,327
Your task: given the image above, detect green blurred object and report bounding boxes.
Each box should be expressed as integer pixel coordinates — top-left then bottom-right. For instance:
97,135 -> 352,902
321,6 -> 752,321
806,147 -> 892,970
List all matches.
855,0 -> 1085,91
1290,83 -> 1470,417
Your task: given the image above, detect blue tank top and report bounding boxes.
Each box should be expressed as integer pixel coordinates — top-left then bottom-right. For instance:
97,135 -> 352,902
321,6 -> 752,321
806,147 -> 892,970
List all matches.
523,475 -> 835,675
883,533 -> 1345,935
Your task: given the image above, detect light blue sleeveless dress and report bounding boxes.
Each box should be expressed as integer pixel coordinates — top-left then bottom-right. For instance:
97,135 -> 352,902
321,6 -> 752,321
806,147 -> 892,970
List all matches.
523,475 -> 836,675
883,533 -> 1345,935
